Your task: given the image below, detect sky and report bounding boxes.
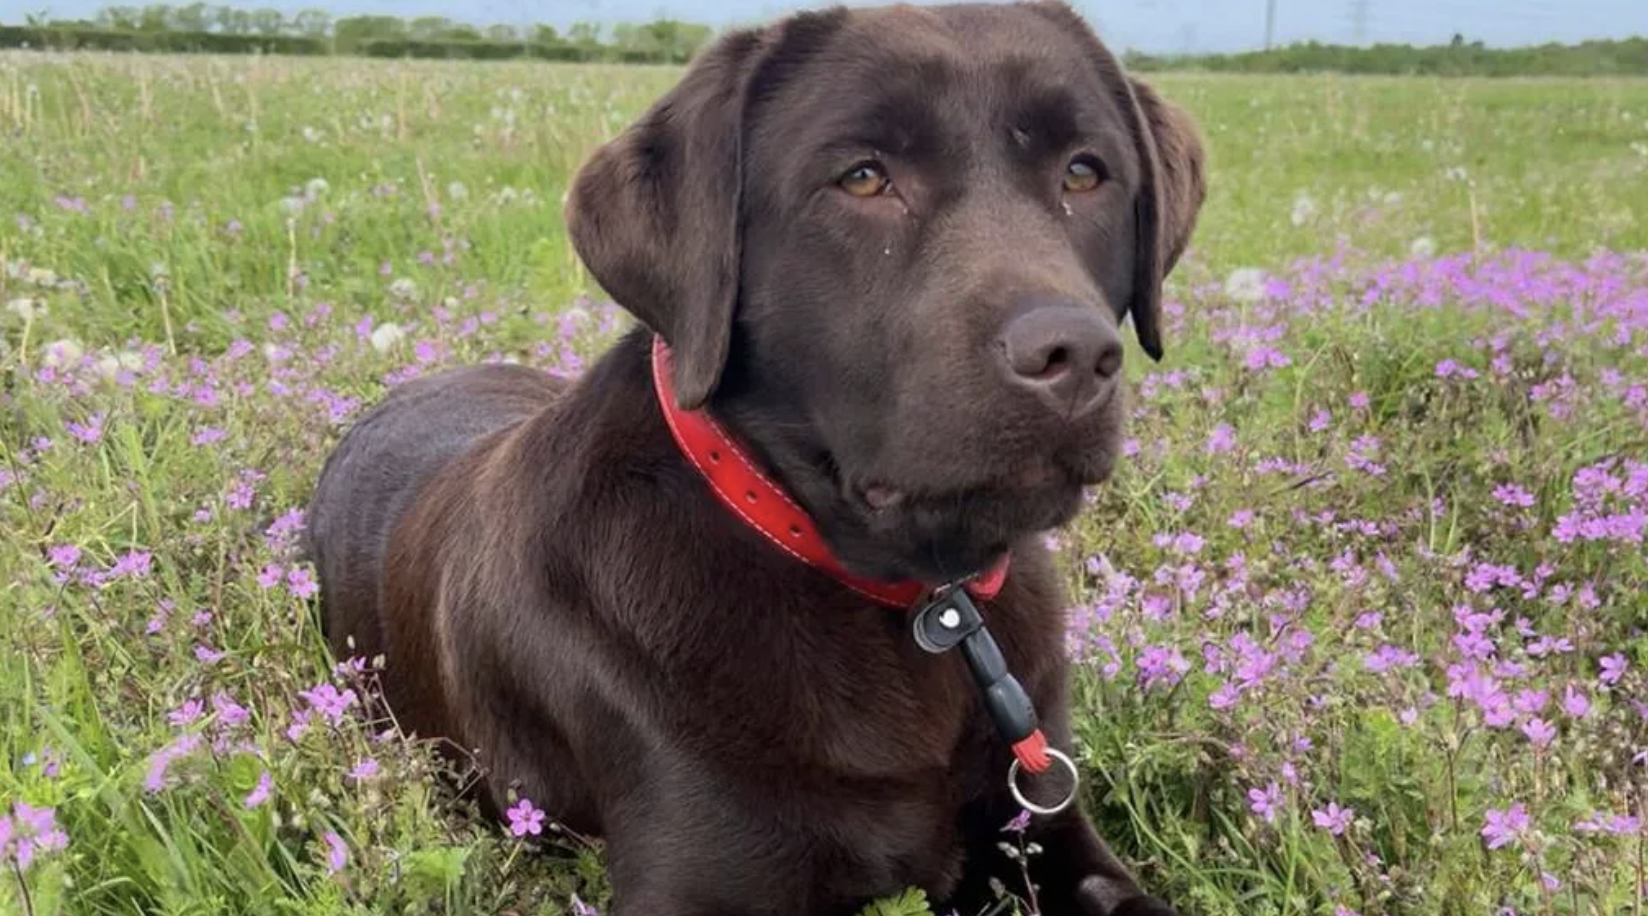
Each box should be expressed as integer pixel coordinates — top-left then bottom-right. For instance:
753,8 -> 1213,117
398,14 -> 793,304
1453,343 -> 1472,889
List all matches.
4,0 -> 1645,55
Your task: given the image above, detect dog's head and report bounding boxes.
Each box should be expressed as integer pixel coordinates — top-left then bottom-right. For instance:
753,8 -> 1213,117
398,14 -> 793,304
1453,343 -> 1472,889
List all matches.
566,1 -> 1206,584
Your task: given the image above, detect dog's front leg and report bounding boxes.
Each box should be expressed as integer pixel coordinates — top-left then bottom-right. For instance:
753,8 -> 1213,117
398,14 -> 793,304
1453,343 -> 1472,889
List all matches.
952,764 -> 1178,916
1011,802 -> 1178,916
600,801 -> 809,916
952,707 -> 1178,915
609,892 -> 737,916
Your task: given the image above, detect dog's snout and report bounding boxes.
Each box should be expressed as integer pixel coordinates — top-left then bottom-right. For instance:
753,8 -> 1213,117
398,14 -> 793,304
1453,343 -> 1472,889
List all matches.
996,302 -> 1123,417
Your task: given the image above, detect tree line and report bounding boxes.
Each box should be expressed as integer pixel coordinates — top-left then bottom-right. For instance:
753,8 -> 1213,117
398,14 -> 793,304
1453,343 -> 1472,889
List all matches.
0,5 -> 1643,75
0,3 -> 715,63
1124,33 -> 1648,78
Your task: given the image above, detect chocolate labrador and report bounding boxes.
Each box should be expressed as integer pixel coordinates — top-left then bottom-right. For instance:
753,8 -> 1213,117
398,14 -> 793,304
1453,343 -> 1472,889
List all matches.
304,2 -> 1206,913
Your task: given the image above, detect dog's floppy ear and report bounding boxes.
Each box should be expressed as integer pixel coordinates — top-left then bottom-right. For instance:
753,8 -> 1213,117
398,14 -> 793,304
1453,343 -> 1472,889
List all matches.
563,28 -> 767,410
1122,75 -> 1207,361
1024,1 -> 1207,361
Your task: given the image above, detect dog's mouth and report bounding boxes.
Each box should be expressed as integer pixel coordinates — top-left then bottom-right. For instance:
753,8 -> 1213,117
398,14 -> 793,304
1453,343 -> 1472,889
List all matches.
849,460 -> 1075,516
819,453 -> 1106,583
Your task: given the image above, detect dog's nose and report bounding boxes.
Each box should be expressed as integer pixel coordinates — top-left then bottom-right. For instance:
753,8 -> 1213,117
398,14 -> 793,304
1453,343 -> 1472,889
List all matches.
996,302 -> 1123,417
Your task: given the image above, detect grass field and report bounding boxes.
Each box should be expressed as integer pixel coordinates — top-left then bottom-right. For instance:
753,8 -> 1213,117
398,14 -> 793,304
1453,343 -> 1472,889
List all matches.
2,48 -> 1647,916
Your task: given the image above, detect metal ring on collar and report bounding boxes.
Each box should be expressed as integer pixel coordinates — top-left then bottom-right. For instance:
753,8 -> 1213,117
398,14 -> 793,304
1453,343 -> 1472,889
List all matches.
1007,746 -> 1079,816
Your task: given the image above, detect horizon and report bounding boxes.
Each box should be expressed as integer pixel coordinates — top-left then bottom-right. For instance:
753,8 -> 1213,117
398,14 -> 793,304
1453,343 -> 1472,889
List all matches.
1,0 -> 1644,55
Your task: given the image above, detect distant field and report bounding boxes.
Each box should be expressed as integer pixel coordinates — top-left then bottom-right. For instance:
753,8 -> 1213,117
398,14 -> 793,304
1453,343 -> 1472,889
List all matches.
2,51 -> 1646,916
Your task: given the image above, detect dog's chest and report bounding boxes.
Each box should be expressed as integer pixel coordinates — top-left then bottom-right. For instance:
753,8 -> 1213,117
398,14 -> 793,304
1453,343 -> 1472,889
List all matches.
763,606 -> 981,775
745,627 -> 985,904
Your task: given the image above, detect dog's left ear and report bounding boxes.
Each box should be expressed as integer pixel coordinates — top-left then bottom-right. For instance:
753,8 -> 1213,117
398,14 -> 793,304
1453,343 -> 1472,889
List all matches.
1024,1 -> 1207,362
563,30 -> 764,409
1122,75 -> 1207,361
564,12 -> 846,409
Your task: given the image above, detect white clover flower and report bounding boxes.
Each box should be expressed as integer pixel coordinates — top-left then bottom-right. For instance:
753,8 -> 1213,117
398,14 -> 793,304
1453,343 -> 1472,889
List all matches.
1290,192 -> 1318,227
1223,267 -> 1266,304
41,338 -> 83,367
5,297 -> 41,321
369,322 -> 406,353
387,278 -> 418,301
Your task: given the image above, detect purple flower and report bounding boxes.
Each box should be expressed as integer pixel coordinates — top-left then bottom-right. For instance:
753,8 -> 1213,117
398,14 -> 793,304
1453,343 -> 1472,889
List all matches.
507,798 -> 546,837
192,426 -> 228,446
244,771 -> 273,808
146,599 -> 173,635
285,707 -> 314,742
1363,644 -> 1419,673
1135,644 -> 1191,691
286,566 -> 318,598
1002,809 -> 1032,833
1206,423 -> 1236,454
1435,358 -> 1478,379
257,564 -> 284,589
1481,803 -> 1529,850
1244,345 -> 1292,371
142,733 -> 202,793
1519,717 -> 1556,749
570,894 -> 601,916
1561,685 -> 1590,719
107,549 -> 153,580
298,683 -> 358,725
6,802 -> 69,869
322,831 -> 349,874
167,698 -> 204,727
46,543 -> 81,570
1208,681 -> 1241,710
1311,802 -> 1354,836
348,758 -> 379,782
1512,689 -> 1549,716
1248,782 -> 1283,824
1599,653 -> 1628,685
212,693 -> 250,728
1493,483 -> 1536,507
1606,814 -> 1642,835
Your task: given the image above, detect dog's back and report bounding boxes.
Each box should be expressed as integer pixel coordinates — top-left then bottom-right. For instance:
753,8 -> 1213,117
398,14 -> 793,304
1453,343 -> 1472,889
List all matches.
304,363 -> 566,667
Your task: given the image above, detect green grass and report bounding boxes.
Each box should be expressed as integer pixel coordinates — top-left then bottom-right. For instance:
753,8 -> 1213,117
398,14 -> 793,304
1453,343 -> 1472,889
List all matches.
2,50 -> 1647,916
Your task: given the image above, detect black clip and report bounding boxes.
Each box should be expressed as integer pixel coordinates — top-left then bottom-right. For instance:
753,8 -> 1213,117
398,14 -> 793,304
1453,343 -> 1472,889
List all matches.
911,587 -> 1040,747
911,582 -> 984,654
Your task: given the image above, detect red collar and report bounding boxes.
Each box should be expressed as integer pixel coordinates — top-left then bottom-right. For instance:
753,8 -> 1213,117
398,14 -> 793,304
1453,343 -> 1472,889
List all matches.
651,335 -> 1010,609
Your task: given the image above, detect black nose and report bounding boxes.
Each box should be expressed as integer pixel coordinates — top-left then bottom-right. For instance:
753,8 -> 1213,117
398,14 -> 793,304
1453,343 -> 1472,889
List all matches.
996,301 -> 1123,417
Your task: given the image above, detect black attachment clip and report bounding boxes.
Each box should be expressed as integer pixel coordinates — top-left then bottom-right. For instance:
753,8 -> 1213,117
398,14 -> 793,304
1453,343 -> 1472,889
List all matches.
911,585 -> 1040,747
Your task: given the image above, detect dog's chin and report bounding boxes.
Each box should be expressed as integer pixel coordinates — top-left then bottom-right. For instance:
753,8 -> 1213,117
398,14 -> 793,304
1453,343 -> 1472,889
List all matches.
820,458 -> 1106,585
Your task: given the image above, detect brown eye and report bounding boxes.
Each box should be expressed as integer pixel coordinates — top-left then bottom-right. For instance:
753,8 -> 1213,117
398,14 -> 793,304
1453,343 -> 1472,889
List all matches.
1063,157 -> 1104,193
840,162 -> 891,197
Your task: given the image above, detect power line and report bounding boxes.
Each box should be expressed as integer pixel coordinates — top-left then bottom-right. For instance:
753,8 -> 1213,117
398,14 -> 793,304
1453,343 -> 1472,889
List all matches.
1349,0 -> 1370,43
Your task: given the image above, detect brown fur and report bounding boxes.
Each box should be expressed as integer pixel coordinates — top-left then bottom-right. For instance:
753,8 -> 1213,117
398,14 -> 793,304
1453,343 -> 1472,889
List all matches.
304,3 -> 1206,913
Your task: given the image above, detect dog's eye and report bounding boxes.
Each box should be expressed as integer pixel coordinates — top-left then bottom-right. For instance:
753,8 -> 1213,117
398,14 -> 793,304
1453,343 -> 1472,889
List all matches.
839,162 -> 892,197
1063,157 -> 1105,193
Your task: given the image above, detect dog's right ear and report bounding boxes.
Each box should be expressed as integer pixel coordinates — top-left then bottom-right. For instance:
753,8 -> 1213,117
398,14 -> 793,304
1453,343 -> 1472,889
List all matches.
1022,1 -> 1207,364
564,30 -> 764,410
565,14 -> 846,410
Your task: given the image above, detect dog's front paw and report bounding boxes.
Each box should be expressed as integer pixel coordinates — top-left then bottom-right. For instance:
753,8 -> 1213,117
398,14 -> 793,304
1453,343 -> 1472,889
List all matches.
1108,896 -> 1179,916
1071,876 -> 1179,916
